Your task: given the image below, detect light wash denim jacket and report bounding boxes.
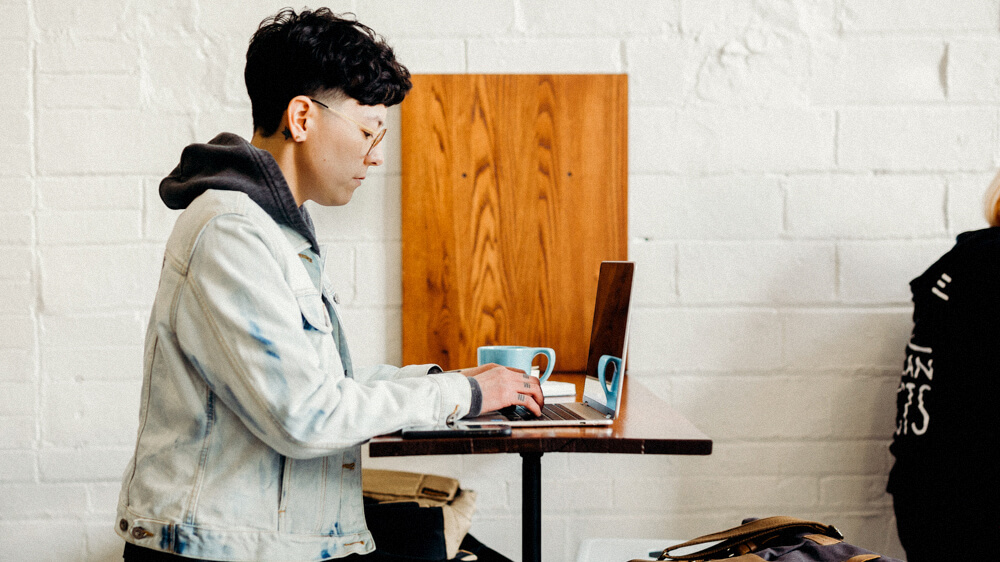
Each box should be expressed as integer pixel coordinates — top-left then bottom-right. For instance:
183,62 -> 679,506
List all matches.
115,189 -> 473,561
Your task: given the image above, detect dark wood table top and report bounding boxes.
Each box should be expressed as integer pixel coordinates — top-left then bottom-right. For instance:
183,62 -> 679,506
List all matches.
368,374 -> 713,457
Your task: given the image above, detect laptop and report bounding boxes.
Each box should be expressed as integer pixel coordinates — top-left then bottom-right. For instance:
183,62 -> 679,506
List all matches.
462,261 -> 635,427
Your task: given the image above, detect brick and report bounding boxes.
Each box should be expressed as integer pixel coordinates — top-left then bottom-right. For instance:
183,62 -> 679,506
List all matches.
839,240 -> 954,304
841,0 -> 1000,31
786,174 -> 946,238
625,35 -> 690,106
0,110 -> 30,145
678,242 -> 836,304
0,143 -> 31,176
0,213 -> 32,245
0,416 -> 35,448
143,34 -> 228,113
0,483 -> 88,517
87,482 -> 121,515
389,39 -> 466,73
0,40 -> 28,72
838,108 -> 996,172
37,176 -> 142,211
468,38 -> 622,73
309,173 -> 401,241
0,349 -> 32,381
683,1 -> 838,34
37,74 -> 142,110
637,108 -> 835,174
42,346 -> 143,382
615,475 -> 818,511
39,246 -> 147,313
33,0 -> 127,35
0,520 -> 87,561
196,2 -> 349,36
670,441 -> 893,477
671,375 -> 833,439
948,172 -> 998,234
355,242 -> 402,306
629,309 -> 783,371
43,380 -> 141,446
0,72 -> 29,108
0,3 -> 28,38
630,174 -> 784,240
0,246 -> 31,281
356,1 -> 515,37
37,37 -> 140,73
193,107 -> 254,144
811,39 -> 945,104
0,315 -> 34,349
522,0 -> 680,35
629,240 -> 677,306
341,307 -> 402,367
829,374 -> 900,438
0,450 -> 34,481
37,210 -> 142,245
0,177 -> 32,213
820,476 -> 892,507
949,40 -> 1000,103
783,309 -> 912,368
0,279 -> 31,315
37,110 -> 194,175
319,243 -> 356,306
40,313 -> 146,348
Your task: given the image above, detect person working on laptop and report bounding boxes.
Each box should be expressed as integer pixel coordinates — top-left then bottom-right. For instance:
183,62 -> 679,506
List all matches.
114,8 -> 542,561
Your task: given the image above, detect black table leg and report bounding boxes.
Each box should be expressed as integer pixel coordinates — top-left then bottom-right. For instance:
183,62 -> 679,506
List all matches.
521,451 -> 542,562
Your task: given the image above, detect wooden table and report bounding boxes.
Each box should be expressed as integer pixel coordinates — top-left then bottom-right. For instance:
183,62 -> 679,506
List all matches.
369,374 -> 712,562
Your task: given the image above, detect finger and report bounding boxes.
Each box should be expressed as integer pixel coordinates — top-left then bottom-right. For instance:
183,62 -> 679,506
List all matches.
518,392 -> 543,416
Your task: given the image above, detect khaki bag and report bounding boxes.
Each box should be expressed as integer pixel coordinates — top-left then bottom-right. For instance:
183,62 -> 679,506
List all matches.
362,469 -> 477,560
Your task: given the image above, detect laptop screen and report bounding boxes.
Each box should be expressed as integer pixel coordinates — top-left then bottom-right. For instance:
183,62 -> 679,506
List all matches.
582,261 -> 634,412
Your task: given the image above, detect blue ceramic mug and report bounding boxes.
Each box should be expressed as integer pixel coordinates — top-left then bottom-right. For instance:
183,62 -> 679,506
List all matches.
477,345 -> 556,383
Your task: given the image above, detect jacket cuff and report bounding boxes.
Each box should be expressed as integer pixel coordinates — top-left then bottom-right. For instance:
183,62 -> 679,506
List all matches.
464,377 -> 483,418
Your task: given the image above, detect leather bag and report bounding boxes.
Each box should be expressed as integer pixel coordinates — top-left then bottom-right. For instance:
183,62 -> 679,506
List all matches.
637,516 -> 904,562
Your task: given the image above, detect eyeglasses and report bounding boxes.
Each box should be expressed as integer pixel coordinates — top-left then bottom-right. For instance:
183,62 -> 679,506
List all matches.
310,98 -> 386,156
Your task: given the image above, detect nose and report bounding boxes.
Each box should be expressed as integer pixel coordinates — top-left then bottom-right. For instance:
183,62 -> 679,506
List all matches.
365,144 -> 384,167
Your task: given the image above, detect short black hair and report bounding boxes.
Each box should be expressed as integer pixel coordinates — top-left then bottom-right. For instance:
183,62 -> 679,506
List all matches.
245,8 -> 412,137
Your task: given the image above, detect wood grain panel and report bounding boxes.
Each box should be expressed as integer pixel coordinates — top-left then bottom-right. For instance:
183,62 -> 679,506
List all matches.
402,75 -> 627,371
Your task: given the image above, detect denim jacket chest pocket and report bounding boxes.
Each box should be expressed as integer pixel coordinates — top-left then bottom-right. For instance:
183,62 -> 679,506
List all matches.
295,292 -> 334,374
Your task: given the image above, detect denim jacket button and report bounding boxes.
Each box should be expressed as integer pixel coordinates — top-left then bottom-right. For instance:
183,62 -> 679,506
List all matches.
332,293 -> 340,304
119,519 -> 128,532
131,526 -> 152,539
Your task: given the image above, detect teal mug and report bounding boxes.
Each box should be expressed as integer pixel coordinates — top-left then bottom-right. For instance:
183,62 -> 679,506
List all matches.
477,345 -> 556,383
597,355 -> 623,406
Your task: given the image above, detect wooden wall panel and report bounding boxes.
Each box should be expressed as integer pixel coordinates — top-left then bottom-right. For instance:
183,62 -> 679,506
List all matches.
401,74 -> 627,372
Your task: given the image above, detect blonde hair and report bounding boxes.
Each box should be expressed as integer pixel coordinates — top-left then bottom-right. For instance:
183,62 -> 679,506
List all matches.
984,170 -> 1000,227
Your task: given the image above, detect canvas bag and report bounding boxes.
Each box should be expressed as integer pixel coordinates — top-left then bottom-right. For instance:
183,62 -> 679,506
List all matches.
636,516 -> 904,562
362,469 -> 477,560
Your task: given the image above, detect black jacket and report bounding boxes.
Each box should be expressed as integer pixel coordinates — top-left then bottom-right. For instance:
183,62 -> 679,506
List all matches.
888,228 -> 1000,498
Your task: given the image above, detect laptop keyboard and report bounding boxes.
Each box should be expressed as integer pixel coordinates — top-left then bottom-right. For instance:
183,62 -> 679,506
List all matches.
502,403 -> 586,421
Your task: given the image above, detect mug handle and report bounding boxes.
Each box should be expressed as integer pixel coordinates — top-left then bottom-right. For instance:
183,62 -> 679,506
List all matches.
597,355 -> 622,404
532,348 -> 556,383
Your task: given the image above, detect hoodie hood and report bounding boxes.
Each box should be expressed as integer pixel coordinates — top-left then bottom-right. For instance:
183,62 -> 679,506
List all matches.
160,132 -> 320,253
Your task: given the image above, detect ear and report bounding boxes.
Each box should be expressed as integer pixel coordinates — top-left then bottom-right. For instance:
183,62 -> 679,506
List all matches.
284,95 -> 314,142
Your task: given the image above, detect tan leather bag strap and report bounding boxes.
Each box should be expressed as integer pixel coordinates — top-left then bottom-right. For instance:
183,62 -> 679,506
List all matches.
658,517 -> 843,560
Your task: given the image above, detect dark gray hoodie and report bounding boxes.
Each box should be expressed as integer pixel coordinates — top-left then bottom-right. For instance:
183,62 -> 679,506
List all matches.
160,132 -> 321,254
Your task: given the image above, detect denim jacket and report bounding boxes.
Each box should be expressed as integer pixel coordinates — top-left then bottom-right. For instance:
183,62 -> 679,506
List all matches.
115,189 -> 473,561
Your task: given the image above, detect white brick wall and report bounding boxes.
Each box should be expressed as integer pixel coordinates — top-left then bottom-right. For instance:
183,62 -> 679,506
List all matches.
5,1 -> 999,560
